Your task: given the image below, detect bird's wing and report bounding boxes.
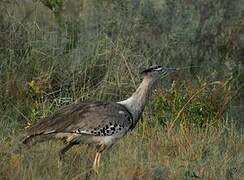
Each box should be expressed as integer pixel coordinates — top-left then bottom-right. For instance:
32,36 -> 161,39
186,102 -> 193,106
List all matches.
27,101 -> 133,136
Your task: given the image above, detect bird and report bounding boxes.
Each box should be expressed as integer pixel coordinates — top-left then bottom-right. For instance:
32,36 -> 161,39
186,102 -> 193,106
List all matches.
18,65 -> 176,170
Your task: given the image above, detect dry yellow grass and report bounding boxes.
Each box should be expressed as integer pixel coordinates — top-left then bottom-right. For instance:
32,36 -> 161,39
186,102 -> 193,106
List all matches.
0,122 -> 243,180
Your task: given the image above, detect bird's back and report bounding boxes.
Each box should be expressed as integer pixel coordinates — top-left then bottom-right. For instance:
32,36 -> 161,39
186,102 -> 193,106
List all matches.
27,101 -> 133,138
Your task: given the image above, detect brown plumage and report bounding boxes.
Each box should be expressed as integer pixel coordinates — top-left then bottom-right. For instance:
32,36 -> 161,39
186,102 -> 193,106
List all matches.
26,101 -> 133,138
22,102 -> 133,157
19,65 -> 176,170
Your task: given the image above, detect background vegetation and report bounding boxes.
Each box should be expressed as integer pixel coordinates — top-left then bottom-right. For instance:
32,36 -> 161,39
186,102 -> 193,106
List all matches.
0,0 -> 244,179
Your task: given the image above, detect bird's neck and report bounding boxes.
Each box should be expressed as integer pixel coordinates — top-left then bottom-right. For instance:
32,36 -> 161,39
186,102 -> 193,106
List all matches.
118,76 -> 155,122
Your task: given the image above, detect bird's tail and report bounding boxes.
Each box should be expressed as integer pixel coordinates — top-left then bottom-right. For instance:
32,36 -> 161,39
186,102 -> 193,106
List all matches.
13,134 -> 54,153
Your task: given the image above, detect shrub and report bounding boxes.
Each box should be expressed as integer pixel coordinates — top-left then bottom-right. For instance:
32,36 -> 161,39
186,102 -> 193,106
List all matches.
152,78 -> 238,128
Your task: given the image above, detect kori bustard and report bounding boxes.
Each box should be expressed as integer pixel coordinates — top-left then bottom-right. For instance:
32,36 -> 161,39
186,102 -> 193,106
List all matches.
19,65 -> 176,170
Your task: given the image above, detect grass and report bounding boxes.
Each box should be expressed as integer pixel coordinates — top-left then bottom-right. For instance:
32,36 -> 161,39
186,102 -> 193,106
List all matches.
0,0 -> 244,179
0,76 -> 243,179
0,121 -> 243,179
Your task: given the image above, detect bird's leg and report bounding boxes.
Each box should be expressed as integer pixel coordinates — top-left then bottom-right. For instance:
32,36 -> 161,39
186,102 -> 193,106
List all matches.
59,141 -> 79,160
96,153 -> 101,167
92,152 -> 101,172
93,152 -> 99,168
92,144 -> 106,173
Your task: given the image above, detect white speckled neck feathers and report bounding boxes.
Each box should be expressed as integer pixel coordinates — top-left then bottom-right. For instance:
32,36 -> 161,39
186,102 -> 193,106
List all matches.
118,75 -> 156,124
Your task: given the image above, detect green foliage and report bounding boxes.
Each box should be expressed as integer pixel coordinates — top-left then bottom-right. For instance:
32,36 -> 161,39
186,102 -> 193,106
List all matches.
40,0 -> 65,13
0,0 -> 242,132
152,79 -> 237,127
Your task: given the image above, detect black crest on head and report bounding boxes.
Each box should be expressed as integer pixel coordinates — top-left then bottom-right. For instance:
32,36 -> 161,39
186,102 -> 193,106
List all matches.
141,65 -> 177,75
141,65 -> 162,74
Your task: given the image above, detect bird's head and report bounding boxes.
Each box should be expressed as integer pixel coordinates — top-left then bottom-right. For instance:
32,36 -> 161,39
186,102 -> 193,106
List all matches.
141,65 -> 176,80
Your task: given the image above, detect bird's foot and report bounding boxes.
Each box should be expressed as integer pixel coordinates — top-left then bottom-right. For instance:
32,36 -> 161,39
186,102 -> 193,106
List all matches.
92,167 -> 99,175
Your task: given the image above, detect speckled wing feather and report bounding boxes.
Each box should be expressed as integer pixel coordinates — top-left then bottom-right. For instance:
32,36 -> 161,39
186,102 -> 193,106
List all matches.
27,101 -> 133,136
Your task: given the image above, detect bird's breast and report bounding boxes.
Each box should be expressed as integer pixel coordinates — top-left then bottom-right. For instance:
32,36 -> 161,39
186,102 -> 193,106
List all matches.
93,131 -> 125,147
